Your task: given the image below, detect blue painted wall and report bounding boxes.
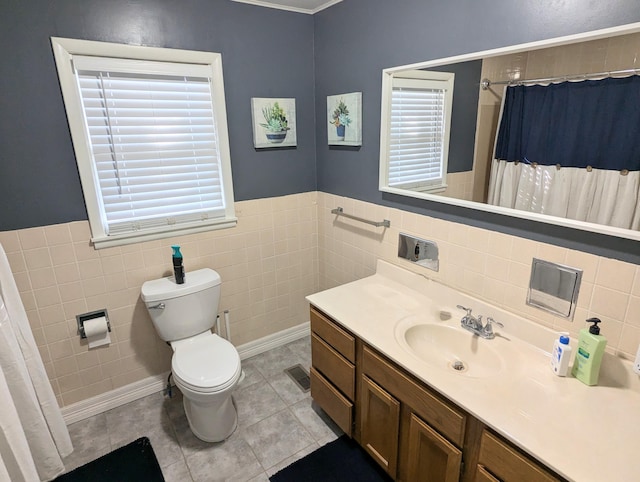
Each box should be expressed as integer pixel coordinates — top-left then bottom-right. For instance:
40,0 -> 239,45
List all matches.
314,0 -> 640,263
0,0 -> 315,230
2,0 -> 639,263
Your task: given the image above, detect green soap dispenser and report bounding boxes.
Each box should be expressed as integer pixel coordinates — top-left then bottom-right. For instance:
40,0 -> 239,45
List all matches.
572,318 -> 607,386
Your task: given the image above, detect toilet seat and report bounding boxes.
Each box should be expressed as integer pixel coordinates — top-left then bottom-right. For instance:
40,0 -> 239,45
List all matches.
172,334 -> 241,394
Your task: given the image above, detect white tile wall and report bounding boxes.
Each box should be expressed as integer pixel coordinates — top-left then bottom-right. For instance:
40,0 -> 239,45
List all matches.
317,192 -> 640,360
2,190 -> 639,407
0,192 -> 319,407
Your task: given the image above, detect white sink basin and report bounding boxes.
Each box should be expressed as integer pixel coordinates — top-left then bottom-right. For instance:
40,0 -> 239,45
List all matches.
395,316 -> 521,378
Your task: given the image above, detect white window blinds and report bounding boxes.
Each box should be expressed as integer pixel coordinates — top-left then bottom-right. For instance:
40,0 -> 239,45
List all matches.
388,77 -> 452,191
73,56 -> 227,236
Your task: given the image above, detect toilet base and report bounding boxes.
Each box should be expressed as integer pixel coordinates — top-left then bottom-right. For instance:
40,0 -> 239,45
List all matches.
183,393 -> 238,443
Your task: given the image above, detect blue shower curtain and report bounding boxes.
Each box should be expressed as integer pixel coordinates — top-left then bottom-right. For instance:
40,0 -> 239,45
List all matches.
494,76 -> 640,171
488,76 -> 640,230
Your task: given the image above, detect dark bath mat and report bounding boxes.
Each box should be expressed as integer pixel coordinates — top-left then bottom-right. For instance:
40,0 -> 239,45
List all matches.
54,436 -> 164,482
270,435 -> 392,481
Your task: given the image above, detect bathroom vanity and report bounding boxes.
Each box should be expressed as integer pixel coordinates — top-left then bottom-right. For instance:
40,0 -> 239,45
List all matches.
306,260 -> 640,482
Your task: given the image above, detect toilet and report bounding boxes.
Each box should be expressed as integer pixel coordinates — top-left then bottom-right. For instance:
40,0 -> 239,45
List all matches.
141,268 -> 241,442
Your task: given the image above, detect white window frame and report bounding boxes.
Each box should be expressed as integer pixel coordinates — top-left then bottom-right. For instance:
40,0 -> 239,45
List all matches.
379,69 -> 455,195
51,37 -> 236,249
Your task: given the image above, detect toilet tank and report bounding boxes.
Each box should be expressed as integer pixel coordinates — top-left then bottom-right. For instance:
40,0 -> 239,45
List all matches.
141,268 -> 221,342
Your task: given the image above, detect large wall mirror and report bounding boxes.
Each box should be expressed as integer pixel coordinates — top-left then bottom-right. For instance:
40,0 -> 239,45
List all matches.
379,22 -> 640,242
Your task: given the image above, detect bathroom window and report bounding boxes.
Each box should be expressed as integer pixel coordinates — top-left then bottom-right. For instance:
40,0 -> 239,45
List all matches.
380,70 -> 454,193
51,37 -> 236,248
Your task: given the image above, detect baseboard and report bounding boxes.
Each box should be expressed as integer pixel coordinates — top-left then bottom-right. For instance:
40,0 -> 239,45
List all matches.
61,373 -> 171,425
61,321 -> 310,425
236,321 -> 310,360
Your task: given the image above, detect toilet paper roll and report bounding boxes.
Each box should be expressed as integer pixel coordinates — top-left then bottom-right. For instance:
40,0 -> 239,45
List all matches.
84,316 -> 111,349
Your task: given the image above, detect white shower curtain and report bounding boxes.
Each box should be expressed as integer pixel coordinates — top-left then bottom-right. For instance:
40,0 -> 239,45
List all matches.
0,243 -> 73,481
487,159 -> 640,230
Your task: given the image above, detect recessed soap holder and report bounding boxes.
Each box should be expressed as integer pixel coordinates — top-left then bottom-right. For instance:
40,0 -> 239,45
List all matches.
527,258 -> 582,319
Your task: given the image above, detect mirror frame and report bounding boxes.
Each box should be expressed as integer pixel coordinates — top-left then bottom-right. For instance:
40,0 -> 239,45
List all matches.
379,21 -> 640,242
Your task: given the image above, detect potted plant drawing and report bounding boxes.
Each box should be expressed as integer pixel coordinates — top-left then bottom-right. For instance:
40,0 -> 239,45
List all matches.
260,102 -> 290,143
329,98 -> 352,140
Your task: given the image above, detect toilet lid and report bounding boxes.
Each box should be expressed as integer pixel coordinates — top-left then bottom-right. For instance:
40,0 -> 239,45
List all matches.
172,335 -> 240,392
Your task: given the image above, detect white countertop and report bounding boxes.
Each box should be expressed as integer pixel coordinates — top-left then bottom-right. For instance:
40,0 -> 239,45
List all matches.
306,260 -> 640,482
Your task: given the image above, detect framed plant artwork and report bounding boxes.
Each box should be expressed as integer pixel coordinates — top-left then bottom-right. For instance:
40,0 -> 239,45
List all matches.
327,92 -> 362,146
251,97 -> 297,148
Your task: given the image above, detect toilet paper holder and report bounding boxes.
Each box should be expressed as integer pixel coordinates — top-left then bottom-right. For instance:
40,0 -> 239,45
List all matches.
76,309 -> 111,339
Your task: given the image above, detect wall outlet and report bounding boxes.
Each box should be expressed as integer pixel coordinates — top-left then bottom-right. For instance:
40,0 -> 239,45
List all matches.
634,345 -> 640,375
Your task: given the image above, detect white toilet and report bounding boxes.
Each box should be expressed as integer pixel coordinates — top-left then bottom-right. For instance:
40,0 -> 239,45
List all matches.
141,268 -> 241,442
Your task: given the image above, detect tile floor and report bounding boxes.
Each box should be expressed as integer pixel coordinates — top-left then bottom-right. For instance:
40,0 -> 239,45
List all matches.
61,336 -> 342,481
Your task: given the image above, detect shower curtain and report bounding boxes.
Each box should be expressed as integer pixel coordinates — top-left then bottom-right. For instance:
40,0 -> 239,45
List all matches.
487,76 -> 640,229
487,159 -> 640,229
0,242 -> 73,481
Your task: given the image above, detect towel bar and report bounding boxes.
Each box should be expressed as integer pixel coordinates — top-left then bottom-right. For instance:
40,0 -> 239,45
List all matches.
331,207 -> 390,228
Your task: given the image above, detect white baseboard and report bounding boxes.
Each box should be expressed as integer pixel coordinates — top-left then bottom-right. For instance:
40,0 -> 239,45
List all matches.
61,321 -> 310,425
61,373 -> 170,425
237,321 -> 310,360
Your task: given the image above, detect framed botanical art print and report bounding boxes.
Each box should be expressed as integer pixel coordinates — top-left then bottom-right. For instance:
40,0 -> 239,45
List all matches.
327,92 -> 362,146
251,97 -> 297,148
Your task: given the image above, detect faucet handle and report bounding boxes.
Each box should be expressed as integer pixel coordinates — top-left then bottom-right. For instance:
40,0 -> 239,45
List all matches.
456,305 -> 472,315
482,317 -> 504,338
485,317 -> 504,328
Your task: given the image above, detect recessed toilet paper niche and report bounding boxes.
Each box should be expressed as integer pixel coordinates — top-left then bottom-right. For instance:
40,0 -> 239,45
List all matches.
77,309 -> 112,348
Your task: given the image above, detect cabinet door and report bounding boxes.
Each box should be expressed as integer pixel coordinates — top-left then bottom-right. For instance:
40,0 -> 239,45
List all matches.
360,375 -> 400,478
407,413 -> 462,482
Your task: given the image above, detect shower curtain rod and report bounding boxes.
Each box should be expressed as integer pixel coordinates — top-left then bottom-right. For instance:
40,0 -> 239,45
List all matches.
480,67 -> 640,90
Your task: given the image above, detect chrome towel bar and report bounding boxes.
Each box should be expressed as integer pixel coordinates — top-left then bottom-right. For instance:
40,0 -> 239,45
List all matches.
331,207 -> 391,228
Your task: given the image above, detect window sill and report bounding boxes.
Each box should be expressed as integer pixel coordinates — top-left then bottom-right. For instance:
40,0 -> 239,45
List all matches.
90,218 -> 238,249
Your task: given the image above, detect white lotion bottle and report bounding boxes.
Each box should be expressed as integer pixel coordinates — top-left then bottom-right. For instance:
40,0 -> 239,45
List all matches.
551,334 -> 572,376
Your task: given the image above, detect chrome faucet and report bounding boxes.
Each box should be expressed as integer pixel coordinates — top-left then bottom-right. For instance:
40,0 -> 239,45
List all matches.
456,305 -> 503,339
457,305 -> 482,330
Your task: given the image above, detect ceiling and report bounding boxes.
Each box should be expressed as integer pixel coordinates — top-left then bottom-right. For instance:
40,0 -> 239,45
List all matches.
231,0 -> 342,14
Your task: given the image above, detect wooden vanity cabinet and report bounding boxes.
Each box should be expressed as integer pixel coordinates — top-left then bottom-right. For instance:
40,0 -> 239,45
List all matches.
308,307 -> 566,482
309,307 -> 356,436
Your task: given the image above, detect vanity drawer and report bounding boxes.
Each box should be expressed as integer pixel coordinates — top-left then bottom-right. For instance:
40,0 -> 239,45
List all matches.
362,345 -> 466,447
310,307 -> 356,363
312,333 -> 355,399
475,465 -> 500,482
478,430 -> 562,482
310,367 -> 353,436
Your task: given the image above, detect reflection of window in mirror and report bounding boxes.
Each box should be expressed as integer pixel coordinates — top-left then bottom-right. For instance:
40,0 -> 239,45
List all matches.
377,24 -> 640,241
380,70 -> 454,194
